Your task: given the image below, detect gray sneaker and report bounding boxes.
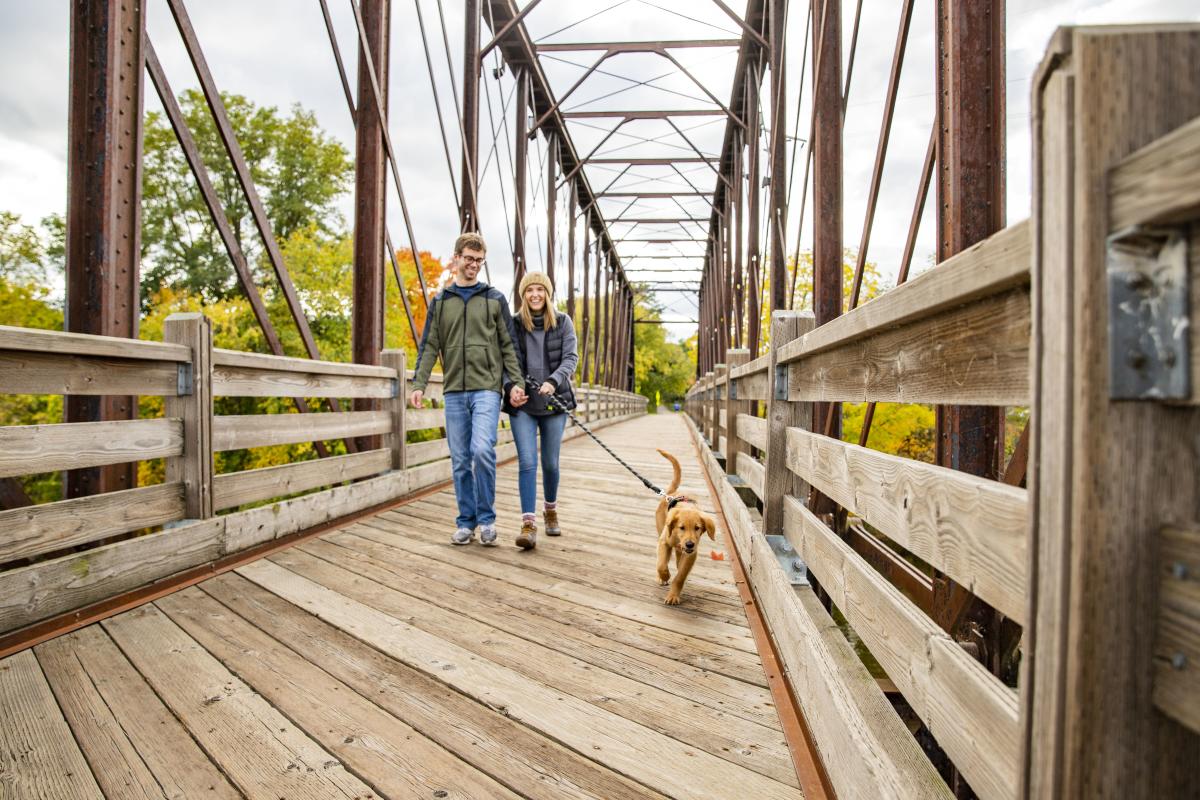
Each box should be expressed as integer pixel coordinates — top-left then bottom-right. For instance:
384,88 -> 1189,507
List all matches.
451,527 -> 475,545
479,524 -> 498,546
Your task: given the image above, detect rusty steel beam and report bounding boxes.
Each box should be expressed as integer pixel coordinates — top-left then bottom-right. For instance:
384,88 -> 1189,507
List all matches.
478,0 -> 542,60
65,0 -> 144,498
591,235 -> 603,385
512,67 -> 530,301
598,191 -> 713,198
587,157 -> 717,165
562,108 -> 725,119
768,0 -> 787,314
567,181 -> 577,318
611,217 -> 708,224
745,64 -> 762,357
537,39 -> 741,52
546,131 -> 558,283
460,0 -> 481,230
710,0 -> 770,50
580,222 -> 592,379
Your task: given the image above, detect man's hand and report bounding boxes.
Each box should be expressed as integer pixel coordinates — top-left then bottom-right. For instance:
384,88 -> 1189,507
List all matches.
408,389 -> 424,408
538,381 -> 555,396
509,385 -> 528,407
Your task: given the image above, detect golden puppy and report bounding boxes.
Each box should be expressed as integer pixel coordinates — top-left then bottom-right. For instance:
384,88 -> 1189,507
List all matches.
655,449 -> 717,605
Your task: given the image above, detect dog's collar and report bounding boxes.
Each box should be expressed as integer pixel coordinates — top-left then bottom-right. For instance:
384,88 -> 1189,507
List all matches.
666,495 -> 692,510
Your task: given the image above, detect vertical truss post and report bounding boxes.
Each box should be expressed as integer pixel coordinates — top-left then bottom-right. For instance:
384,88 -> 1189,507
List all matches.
460,0 -> 481,231
580,220 -> 591,379
65,0 -> 145,498
512,67 -> 529,303
724,191 -> 735,352
768,0 -> 787,313
626,286 -> 635,391
567,182 -> 576,318
745,66 -> 762,356
353,0 -> 390,451
591,237 -> 603,385
733,129 -> 745,349
546,132 -> 557,283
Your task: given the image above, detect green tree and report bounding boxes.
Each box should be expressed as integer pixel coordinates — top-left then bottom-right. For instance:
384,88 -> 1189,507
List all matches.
631,288 -> 695,409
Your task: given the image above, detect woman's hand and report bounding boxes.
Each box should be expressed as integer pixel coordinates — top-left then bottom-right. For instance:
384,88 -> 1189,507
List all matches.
539,381 -> 555,396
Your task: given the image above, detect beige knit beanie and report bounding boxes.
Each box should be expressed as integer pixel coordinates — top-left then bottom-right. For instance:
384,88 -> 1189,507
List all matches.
518,271 -> 554,299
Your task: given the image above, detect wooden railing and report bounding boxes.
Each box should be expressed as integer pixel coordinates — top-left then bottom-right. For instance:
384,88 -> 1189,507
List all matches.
685,26 -> 1200,800
0,313 -> 645,638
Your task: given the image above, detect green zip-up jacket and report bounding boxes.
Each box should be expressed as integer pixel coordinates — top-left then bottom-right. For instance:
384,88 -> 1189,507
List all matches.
411,281 -> 523,396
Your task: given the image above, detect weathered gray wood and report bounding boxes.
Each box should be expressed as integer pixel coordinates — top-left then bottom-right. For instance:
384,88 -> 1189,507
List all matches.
212,449 -> 391,511
724,350 -> 750,476
762,312 -> 814,536
735,371 -> 770,400
213,347 -> 394,378
735,456 -> 765,501
784,496 -> 1019,800
0,324 -> 189,361
0,350 -> 180,396
212,365 -> 393,398
164,313 -> 213,519
382,349 -> 406,470
1156,524 -> 1200,733
0,482 -> 185,564
1109,114 -> 1200,229
0,650 -> 104,798
787,286 -> 1030,406
736,413 -> 767,452
406,438 -> 450,466
212,410 -> 390,451
785,426 -> 1027,623
406,406 -> 447,431
0,418 -> 182,478
730,352 -> 771,380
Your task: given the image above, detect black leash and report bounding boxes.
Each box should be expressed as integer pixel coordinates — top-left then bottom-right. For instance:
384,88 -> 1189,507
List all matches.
523,376 -> 665,497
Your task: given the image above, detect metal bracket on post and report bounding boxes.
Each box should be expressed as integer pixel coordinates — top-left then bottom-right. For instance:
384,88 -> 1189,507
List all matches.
774,363 -> 788,401
391,377 -> 400,398
1107,225 -> 1190,400
177,362 -> 194,397
765,534 -> 809,585
729,379 -> 737,400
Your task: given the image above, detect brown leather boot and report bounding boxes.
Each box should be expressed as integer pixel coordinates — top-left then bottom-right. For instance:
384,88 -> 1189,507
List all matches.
515,520 -> 537,550
544,508 -> 561,536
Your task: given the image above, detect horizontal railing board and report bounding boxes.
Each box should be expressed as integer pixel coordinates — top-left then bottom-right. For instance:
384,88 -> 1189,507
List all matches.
787,286 -> 1030,406
405,438 -> 450,466
1155,524 -> 1200,733
213,449 -> 392,511
213,348 -> 395,379
735,457 -> 764,500
0,482 -> 185,564
0,418 -> 183,478
406,406 -> 447,431
736,414 -> 767,452
0,350 -> 181,397
212,365 -> 394,399
0,325 -> 190,362
734,371 -> 770,400
730,353 -> 771,380
783,496 -> 1019,800
785,427 -> 1027,623
778,221 -> 1031,365
1109,115 -> 1200,229
212,411 -> 390,452
687,415 -> 952,800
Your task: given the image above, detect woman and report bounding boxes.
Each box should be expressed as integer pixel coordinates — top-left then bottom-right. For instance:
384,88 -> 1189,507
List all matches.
505,272 -> 578,550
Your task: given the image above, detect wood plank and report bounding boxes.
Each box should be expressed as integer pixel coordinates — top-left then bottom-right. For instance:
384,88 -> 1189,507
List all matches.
0,650 -> 103,798
787,285 -> 1030,406
687,413 -> 952,799
777,220 -> 1030,364
0,482 -> 185,564
736,456 -> 765,501
735,371 -> 770,401
212,347 -> 395,378
1155,524 -> 1200,733
737,413 -> 767,452
0,519 -> 224,635
212,364 -> 393,398
101,604 -> 375,799
213,448 -> 391,511
406,406 -> 446,431
1109,114 -> 1200,229
763,312 -> 814,536
270,544 -> 799,785
164,313 -> 213,519
730,352 -> 772,380
35,625 -> 240,800
0,350 -> 180,396
202,572 -> 671,800
156,586 -> 522,799
783,496 -> 1018,800
785,426 -> 1027,623
236,558 -> 803,800
0,418 -> 182,478
382,350 -> 406,470
212,410 -> 390,451
0,324 -> 189,361
406,437 -> 450,465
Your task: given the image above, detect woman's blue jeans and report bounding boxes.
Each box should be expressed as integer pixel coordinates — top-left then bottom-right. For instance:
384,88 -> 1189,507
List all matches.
510,411 -> 567,514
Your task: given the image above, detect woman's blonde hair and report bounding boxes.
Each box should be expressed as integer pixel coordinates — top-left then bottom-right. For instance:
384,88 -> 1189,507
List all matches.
517,272 -> 557,332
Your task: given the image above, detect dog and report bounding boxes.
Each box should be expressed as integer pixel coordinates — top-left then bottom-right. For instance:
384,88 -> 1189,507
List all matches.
655,449 -> 717,605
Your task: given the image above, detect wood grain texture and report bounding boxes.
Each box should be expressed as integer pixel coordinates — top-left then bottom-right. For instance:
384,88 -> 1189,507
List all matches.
1109,114 -> 1200,229
1155,524 -> 1200,733
735,371 -> 770,401
212,364 -> 394,398
777,221 -> 1030,365
730,352 -> 771,380
383,349 -> 406,470
0,350 -> 180,396
213,449 -> 391,511
725,350 -> 750,476
786,286 -> 1030,406
165,313 -> 213,519
406,406 -> 447,431
783,496 -> 1019,800
212,410 -> 390,451
785,427 -> 1027,623
0,418 -> 183,478
213,347 -> 394,378
0,482 -> 185,565
737,413 -> 767,452
0,650 -> 103,798
762,312 -> 814,536
0,324 -> 189,361
736,456 -> 765,501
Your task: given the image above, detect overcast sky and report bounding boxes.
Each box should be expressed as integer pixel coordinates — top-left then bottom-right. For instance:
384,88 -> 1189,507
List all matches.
1,1 -> 1197,340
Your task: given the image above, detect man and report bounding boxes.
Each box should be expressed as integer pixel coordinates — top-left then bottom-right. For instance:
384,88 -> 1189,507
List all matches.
409,233 -> 527,546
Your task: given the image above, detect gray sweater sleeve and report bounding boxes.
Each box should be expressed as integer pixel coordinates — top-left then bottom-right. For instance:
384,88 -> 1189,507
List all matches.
550,315 -> 579,390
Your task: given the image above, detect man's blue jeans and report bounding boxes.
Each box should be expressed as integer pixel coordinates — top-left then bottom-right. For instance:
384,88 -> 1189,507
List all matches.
510,411 -> 567,515
443,390 -> 501,529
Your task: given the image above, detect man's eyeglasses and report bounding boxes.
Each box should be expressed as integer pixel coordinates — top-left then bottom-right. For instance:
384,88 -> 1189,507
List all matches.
459,255 -> 486,266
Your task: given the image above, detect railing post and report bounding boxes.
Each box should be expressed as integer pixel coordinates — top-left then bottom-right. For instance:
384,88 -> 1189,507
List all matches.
724,349 -> 750,477
701,371 -> 715,445
381,349 -> 406,471
762,311 -> 814,535
163,312 -> 213,520
711,364 -> 726,455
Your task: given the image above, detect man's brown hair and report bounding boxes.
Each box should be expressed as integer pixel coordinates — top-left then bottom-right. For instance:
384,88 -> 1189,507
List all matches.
454,232 -> 487,255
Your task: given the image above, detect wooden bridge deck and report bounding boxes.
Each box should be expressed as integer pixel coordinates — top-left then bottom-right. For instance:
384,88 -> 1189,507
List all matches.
0,412 -> 803,800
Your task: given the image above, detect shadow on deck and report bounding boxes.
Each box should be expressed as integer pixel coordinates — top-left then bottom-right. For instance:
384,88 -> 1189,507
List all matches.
1,413 -> 804,799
